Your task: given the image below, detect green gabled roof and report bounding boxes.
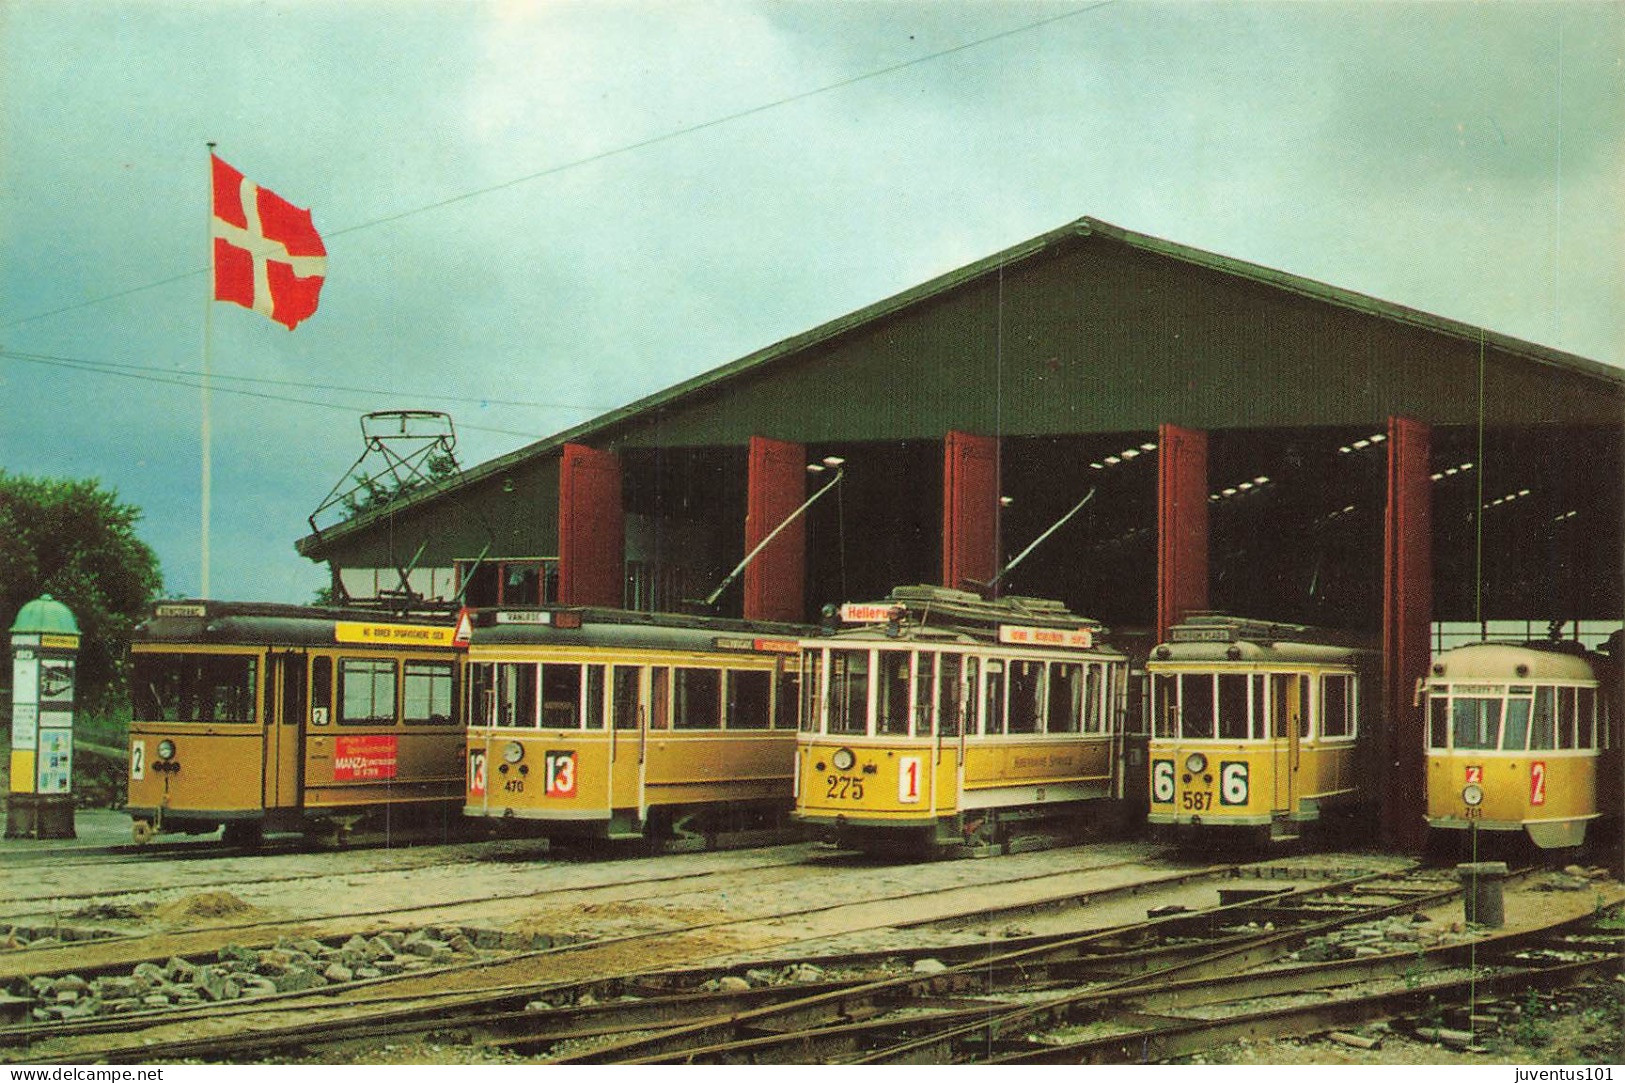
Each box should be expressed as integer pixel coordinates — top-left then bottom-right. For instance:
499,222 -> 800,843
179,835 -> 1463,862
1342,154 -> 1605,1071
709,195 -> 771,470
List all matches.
298,215 -> 1622,558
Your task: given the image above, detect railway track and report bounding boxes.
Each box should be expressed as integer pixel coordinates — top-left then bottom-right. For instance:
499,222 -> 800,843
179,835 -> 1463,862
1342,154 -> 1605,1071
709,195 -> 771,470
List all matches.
5,852 -> 1304,1062
17,859 -> 1594,1065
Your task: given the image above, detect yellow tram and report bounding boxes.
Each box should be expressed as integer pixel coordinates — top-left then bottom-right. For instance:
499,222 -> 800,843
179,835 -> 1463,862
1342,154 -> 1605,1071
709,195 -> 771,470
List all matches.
462,607 -> 806,842
1145,615 -> 1379,845
1424,640 -> 1620,851
793,586 -> 1129,853
126,601 -> 465,846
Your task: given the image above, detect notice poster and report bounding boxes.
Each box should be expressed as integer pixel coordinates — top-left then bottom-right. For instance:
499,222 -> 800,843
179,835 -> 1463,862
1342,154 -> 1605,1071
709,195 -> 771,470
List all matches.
333,734 -> 398,780
35,728 -> 72,794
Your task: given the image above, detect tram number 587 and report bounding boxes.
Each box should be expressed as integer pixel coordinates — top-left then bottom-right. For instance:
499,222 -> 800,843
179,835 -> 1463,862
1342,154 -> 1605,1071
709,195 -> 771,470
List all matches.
544,750 -> 578,798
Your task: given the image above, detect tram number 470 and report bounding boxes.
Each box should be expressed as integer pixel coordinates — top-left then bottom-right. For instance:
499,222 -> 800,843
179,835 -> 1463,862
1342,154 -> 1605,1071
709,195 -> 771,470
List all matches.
544,750 -> 578,798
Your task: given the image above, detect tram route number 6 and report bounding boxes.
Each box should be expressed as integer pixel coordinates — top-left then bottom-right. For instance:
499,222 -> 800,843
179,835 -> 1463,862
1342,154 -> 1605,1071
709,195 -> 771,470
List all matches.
1151,760 -> 1175,803
1218,762 -> 1248,806
544,750 -> 578,798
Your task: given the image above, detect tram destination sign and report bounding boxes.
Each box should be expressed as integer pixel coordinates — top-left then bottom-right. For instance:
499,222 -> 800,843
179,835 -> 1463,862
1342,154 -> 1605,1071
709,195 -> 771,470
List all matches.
999,625 -> 1094,649
335,621 -> 457,646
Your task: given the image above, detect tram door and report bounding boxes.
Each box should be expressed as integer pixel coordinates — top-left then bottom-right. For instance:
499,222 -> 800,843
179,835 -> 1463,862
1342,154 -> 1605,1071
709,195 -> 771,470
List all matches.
607,664 -> 643,816
1269,673 -> 1303,815
264,652 -> 306,810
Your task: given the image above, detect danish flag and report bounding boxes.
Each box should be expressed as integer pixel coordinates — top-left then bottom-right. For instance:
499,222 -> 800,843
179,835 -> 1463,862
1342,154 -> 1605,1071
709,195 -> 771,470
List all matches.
210,153 -> 327,329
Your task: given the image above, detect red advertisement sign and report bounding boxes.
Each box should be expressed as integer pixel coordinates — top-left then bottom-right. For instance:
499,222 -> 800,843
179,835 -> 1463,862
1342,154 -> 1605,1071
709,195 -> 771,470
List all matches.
334,734 -> 398,780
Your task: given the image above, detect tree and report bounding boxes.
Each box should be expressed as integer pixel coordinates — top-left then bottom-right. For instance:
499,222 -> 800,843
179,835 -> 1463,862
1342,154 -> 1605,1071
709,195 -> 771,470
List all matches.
0,472 -> 164,714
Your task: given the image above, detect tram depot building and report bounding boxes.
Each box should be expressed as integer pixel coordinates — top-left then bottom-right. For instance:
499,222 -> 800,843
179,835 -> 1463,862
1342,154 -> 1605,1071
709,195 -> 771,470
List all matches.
296,216 -> 1625,850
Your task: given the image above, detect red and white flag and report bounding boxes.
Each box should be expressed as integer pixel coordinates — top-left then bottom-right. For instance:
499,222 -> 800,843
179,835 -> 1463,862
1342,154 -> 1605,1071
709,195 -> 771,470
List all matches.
210,153 -> 327,330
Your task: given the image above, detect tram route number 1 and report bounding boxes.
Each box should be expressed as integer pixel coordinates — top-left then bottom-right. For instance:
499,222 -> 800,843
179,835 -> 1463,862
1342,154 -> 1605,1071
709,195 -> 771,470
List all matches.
898,756 -> 922,804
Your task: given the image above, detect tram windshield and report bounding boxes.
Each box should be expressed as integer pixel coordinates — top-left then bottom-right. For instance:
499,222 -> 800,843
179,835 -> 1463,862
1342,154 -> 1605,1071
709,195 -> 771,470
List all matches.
132,652 -> 258,724
1426,683 -> 1600,751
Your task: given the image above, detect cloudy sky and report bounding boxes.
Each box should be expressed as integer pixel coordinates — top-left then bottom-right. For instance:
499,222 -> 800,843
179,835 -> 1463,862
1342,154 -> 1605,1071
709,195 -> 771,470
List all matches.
2,1 -> 1620,604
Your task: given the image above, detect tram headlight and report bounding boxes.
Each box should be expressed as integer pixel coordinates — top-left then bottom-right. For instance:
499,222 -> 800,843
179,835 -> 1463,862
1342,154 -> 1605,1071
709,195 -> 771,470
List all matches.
1183,753 -> 1207,774
157,739 -> 176,761
502,741 -> 525,765
831,748 -> 856,772
1461,783 -> 1484,808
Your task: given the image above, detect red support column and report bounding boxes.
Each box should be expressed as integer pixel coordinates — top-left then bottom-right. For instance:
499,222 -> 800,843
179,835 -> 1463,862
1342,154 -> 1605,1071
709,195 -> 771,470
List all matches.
942,430 -> 999,591
1382,416 -> 1432,851
557,443 -> 624,607
1156,424 -> 1209,643
743,435 -> 807,623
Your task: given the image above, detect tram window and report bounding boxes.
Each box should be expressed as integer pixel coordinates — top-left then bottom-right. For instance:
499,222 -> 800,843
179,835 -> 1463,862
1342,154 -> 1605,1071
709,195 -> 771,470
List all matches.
338,659 -> 397,725
828,649 -> 870,736
1530,687 -> 1555,749
674,668 -> 722,729
496,663 -> 538,728
1502,688 -> 1532,750
1048,662 -> 1082,734
1180,673 -> 1215,739
1151,674 -> 1177,739
1251,676 -> 1267,740
1219,674 -> 1250,740
1085,664 -> 1106,734
914,654 -> 936,737
1556,687 -> 1577,749
651,667 -> 670,730
542,664 -> 583,729
1428,695 -> 1449,749
403,661 -> 455,725
774,665 -> 800,730
800,652 -> 823,733
132,653 -> 259,724
1008,660 -> 1044,735
1269,674 -> 1293,739
312,657 -> 332,725
726,670 -> 771,729
877,652 -> 912,736
1451,697 -> 1501,751
983,663 -> 1006,736
1298,676 -> 1312,738
961,657 -> 980,736
937,654 -> 962,737
584,665 -> 606,730
1320,674 -> 1353,739
1577,688 -> 1596,748
612,666 -> 640,729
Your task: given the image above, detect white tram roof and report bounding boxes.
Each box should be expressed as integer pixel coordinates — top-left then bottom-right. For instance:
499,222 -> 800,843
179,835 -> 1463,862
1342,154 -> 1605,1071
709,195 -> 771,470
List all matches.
809,584 -> 1120,656
1150,612 -> 1374,667
1428,641 -> 1598,684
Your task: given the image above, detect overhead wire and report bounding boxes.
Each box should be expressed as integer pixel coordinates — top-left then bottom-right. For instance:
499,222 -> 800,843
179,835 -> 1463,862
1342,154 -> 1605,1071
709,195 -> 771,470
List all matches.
1,1 -> 1116,334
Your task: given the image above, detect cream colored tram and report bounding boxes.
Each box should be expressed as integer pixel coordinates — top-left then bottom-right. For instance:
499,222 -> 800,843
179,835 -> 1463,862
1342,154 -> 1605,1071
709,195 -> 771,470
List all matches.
463,607 -> 807,842
1146,615 -> 1379,845
1424,640 -> 1619,851
794,586 -> 1129,853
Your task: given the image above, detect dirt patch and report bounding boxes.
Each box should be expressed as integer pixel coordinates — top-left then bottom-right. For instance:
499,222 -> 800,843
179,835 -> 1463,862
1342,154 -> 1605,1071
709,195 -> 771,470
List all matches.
153,891 -> 264,925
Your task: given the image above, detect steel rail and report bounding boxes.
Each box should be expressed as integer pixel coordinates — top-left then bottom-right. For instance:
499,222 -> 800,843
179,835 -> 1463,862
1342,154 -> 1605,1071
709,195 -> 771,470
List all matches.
3,854 -> 1233,1062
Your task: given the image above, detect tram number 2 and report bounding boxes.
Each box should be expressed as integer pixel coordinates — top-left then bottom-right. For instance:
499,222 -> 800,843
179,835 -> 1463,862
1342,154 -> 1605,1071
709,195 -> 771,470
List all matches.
544,751 -> 578,798
1529,760 -> 1546,806
1151,760 -> 1175,803
130,740 -> 146,782
826,775 -> 865,801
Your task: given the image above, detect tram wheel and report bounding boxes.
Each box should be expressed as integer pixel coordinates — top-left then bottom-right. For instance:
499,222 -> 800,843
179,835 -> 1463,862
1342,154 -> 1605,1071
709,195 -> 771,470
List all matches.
221,822 -> 264,850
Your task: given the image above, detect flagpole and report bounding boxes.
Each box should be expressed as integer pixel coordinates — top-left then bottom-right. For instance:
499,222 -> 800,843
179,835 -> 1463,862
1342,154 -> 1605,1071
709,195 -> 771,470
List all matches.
202,141 -> 215,600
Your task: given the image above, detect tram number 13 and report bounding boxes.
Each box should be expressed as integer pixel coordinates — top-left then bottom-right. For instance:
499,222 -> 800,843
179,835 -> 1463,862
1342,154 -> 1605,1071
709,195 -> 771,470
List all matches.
544,751 -> 578,798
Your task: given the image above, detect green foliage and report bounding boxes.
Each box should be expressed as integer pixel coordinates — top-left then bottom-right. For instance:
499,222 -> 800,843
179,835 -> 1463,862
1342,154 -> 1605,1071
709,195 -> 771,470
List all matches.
1515,988 -> 1551,1048
0,471 -> 164,713
338,451 -> 458,518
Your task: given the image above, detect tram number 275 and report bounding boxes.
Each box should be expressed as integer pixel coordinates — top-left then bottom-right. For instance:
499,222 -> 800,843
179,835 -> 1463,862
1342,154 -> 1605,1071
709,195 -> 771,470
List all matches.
826,775 -> 864,801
